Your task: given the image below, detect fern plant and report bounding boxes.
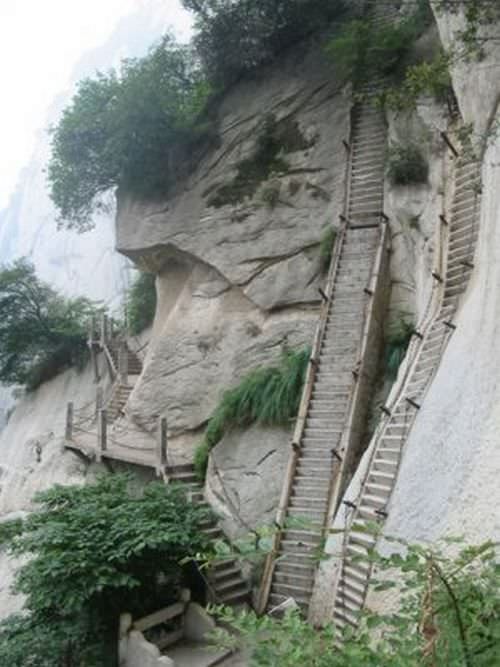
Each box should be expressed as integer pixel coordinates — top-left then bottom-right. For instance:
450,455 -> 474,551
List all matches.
194,347 -> 310,480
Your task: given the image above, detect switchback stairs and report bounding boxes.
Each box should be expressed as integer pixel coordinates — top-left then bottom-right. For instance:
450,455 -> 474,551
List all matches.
257,84 -> 392,616
330,148 -> 482,634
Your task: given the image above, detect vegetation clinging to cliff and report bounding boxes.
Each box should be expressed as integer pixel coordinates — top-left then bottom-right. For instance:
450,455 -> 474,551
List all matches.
0,259 -> 95,390
195,346 -> 310,480
182,0 -> 348,87
49,35 -> 213,231
387,144 -> 429,186
127,271 -> 157,335
0,475 -> 212,666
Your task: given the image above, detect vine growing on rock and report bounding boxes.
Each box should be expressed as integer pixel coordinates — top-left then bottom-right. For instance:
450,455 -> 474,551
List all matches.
194,346 -> 310,480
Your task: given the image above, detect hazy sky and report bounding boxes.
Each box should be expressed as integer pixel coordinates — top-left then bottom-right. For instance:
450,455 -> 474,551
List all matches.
0,0 -> 192,210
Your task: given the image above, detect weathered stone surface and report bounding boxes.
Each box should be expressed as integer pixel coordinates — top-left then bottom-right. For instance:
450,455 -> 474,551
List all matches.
116,43 -> 351,312
205,425 -> 291,540
127,259 -> 317,438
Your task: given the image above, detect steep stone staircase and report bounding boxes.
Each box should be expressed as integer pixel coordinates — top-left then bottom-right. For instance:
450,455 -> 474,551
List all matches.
257,86 -> 391,616
99,333 -> 143,422
166,464 -> 251,608
330,154 -> 482,634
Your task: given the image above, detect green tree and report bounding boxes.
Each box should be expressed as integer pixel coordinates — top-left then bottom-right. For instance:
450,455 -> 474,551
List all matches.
127,271 -> 157,335
0,475 -> 213,666
0,258 -> 95,389
183,0 -> 348,87
49,35 -> 212,231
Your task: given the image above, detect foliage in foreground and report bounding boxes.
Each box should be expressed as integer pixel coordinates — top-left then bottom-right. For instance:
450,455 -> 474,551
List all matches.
127,271 -> 157,335
0,475 -> 212,667
183,0 -> 348,87
387,144 -> 429,186
49,35 -> 212,231
0,258 -> 95,390
211,537 -> 500,666
194,347 -> 310,480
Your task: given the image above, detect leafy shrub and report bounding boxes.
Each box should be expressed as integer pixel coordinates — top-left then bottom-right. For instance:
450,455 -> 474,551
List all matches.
327,17 -> 418,84
183,0 -> 348,87
195,347 -> 310,480
211,538 -> 500,666
0,518 -> 23,551
319,226 -> 337,273
1,475 -> 212,666
387,144 -> 429,186
327,1 -> 435,86
49,35 -> 213,231
127,271 -> 157,335
0,259 -> 95,390
384,316 -> 414,380
381,52 -> 453,111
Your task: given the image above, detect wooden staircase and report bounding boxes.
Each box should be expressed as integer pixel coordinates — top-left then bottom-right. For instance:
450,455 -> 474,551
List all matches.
166,464 -> 251,608
330,154 -> 482,634
257,85 -> 391,616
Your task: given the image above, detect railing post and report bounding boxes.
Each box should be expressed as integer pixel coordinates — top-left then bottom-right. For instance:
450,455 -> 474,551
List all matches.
157,416 -> 168,474
96,387 -> 104,420
100,314 -> 108,347
65,402 -> 74,441
97,409 -> 107,462
118,343 -> 129,384
88,315 -> 96,347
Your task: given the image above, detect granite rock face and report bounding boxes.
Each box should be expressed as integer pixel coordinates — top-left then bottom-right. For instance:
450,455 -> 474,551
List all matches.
205,425 -> 292,541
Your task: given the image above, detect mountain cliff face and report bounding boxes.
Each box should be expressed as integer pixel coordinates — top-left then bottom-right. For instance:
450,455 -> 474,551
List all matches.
114,23 -> 447,538
0,0 -> 498,626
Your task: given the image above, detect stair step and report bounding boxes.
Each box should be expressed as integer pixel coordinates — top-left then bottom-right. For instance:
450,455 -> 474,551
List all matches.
218,587 -> 250,605
271,582 -> 313,598
274,571 -> 315,587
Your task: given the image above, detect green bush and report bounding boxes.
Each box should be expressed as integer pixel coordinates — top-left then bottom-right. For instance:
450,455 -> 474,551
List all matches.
381,53 -> 453,111
194,347 -> 310,480
0,259 -> 95,390
384,316 -> 414,380
49,35 -> 213,231
327,18 -> 416,83
0,519 -> 24,551
0,475 -> 212,666
127,271 -> 157,335
387,144 -> 429,186
319,226 -> 337,273
327,1 -> 434,85
183,0 -> 348,87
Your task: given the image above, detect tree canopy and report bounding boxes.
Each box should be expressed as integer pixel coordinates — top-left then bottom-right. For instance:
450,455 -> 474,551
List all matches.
48,35 -> 212,231
182,0 -> 348,87
0,475 -> 212,666
0,259 -> 94,389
